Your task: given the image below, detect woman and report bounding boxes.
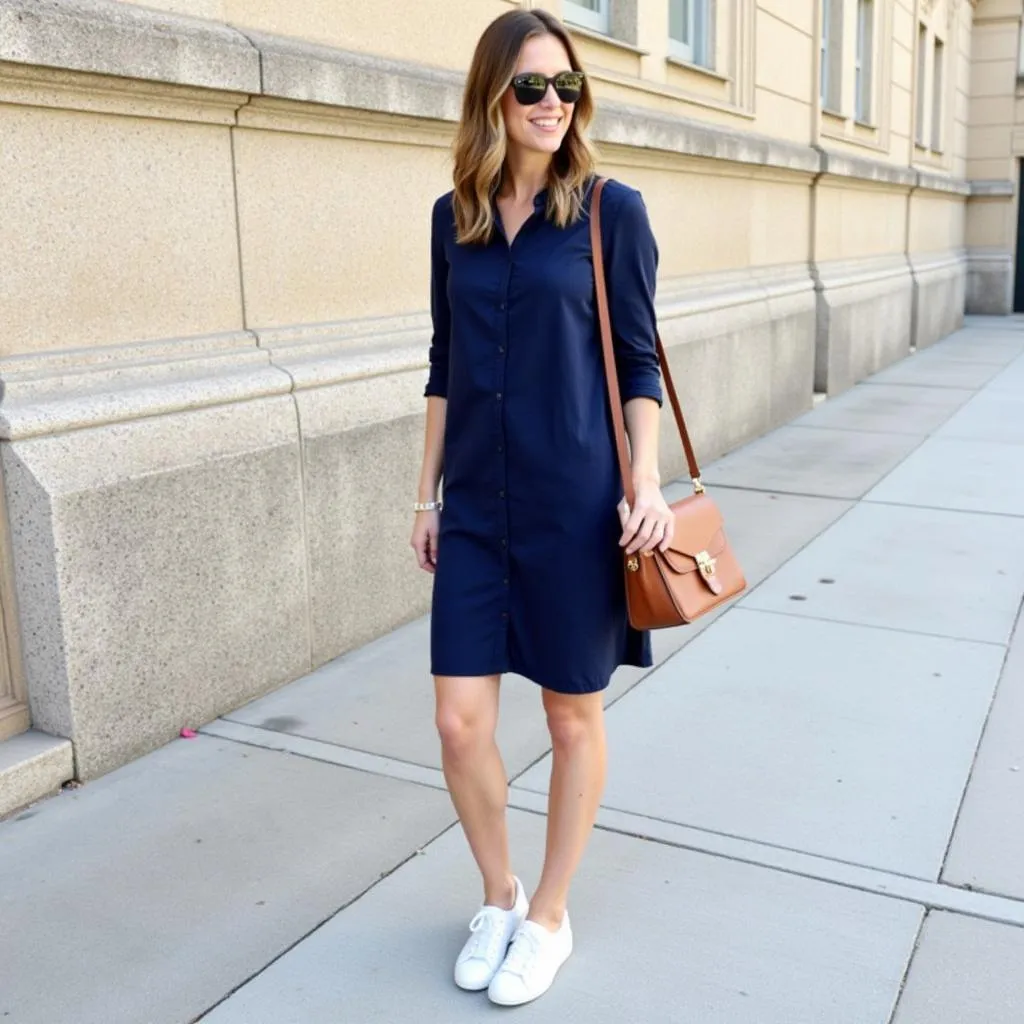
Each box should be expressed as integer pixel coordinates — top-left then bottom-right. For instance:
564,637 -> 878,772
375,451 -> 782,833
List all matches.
409,7 -> 673,1007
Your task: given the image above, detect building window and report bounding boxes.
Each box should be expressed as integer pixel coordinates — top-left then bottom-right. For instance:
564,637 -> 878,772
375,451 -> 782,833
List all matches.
669,0 -> 711,67
915,22 -> 927,146
821,0 -> 843,112
931,37 -> 944,150
855,0 -> 874,123
564,0 -> 610,35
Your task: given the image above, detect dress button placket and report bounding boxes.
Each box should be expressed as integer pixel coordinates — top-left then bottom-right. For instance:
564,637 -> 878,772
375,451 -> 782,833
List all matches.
497,257 -> 513,634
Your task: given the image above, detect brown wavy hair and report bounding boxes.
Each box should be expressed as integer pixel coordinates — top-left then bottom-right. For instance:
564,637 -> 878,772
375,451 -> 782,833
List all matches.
452,9 -> 597,245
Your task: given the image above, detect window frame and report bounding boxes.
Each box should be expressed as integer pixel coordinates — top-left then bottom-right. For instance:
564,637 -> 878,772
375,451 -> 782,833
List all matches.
563,0 -> 610,35
668,0 -> 711,67
931,36 -> 944,151
854,0 -> 874,124
820,0 -> 843,113
915,21 -> 928,147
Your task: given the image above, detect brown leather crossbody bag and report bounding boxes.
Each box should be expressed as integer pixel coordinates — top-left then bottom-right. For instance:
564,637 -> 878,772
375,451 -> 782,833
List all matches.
590,177 -> 747,629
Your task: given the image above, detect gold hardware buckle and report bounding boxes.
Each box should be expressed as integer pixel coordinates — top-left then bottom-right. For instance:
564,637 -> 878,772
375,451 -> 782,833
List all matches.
693,477 -> 705,495
626,556 -> 640,572
695,551 -> 716,578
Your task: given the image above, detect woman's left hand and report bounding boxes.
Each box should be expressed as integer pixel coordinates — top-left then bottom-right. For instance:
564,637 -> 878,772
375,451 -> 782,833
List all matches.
618,476 -> 675,555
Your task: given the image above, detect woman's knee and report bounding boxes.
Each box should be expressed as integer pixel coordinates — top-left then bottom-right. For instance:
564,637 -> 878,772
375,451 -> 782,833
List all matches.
544,695 -> 603,753
436,708 -> 488,757
434,678 -> 498,760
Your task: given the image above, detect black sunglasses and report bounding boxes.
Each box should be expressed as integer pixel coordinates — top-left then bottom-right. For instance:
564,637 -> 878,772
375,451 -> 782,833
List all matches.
510,71 -> 585,106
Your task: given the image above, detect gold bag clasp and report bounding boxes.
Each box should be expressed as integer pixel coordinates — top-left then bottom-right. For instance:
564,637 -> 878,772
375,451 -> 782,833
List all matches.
695,550 -> 716,578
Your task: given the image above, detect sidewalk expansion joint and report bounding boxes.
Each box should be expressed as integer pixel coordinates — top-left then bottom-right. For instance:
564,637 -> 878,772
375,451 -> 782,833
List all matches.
199,719 -> 450,793
201,721 -> 1024,932
739,605 -> 1009,648
505,787 -> 1024,930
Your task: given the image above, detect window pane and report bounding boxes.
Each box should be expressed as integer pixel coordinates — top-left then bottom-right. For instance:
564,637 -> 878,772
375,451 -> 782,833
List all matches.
932,39 -> 944,150
670,0 -> 690,44
855,0 -> 873,122
916,23 -> 928,145
564,0 -> 608,33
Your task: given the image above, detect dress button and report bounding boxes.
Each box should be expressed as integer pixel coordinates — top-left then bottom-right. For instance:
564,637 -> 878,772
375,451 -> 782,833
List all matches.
503,577 -> 509,586
498,489 -> 505,498
497,445 -> 504,453
496,392 -> 502,401
498,346 -> 505,353
501,538 -> 507,547
499,302 -> 506,310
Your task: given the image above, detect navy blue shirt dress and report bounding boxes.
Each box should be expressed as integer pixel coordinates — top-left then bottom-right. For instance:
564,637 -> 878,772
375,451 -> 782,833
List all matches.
425,177 -> 664,695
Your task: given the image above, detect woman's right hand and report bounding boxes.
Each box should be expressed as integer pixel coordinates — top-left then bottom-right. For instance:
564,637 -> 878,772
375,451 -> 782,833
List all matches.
410,510 -> 440,573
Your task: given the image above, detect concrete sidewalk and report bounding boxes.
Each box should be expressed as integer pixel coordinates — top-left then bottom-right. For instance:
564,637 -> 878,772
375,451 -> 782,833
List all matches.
2,317 -> 1023,1024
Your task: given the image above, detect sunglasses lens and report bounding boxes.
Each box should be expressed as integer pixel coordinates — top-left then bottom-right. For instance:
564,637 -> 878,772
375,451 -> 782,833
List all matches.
512,74 -> 547,105
554,72 -> 584,102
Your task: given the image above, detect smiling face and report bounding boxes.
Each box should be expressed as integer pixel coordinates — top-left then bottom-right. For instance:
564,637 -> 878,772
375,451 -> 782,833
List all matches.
500,33 -> 576,158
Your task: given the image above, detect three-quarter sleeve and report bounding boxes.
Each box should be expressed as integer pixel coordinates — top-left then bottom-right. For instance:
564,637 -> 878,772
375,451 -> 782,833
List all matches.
424,195 -> 452,399
602,189 -> 663,407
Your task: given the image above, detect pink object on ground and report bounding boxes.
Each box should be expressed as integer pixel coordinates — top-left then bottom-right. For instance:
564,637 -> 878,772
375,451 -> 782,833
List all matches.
180,728 -> 197,738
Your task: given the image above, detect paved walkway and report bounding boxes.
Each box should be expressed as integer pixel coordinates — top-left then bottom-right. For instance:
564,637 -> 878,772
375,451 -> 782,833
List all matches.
2,317 -> 1024,1024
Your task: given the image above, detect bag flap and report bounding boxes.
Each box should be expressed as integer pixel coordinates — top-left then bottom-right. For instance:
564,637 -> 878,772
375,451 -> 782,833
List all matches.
663,494 -> 725,560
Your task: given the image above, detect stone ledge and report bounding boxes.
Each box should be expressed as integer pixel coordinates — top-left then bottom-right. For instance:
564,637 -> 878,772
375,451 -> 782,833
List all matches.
969,179 -> 1016,198
0,267 -> 820,436
250,30 -> 464,122
0,330 -> 292,440
0,0 -> 259,93
597,101 -> 819,174
818,148 -> 917,189
916,170 -> 972,196
0,729 -> 74,817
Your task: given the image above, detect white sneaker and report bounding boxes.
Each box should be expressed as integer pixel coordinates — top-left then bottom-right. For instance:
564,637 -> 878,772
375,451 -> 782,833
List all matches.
487,912 -> 573,1006
453,876 -> 529,991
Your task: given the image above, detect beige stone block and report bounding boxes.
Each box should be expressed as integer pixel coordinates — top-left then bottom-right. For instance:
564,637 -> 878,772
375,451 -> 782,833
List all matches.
569,29 -> 643,78
966,250 -> 1013,314
814,184 -> 908,263
968,123 -> 1016,161
969,60 -> 1018,99
965,197 -> 1016,248
617,163 -> 809,276
753,87 -> 813,144
1,397 -> 311,779
892,2 -> 914,50
970,95 -> 1015,128
757,0 -> 814,36
891,41 -> 913,92
222,0 -> 512,70
656,266 -> 817,466
891,86 -> 913,141
232,128 -> 451,328
297,391 -> 434,666
911,253 -> 967,348
756,7 -> 813,101
968,156 -> 1015,179
815,257 -> 914,394
0,105 -> 242,360
970,24 -> 1020,62
909,194 -> 966,253
974,0 -> 1023,24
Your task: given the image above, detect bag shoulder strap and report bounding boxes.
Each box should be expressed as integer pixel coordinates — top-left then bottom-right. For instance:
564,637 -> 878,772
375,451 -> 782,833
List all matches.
589,176 -> 703,510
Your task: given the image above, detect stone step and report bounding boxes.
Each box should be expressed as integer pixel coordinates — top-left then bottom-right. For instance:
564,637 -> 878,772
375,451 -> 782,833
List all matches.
0,730 -> 74,818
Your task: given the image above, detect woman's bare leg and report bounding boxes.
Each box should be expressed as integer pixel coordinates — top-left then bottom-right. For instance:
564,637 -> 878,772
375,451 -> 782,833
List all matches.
526,689 -> 607,930
435,674 -> 516,909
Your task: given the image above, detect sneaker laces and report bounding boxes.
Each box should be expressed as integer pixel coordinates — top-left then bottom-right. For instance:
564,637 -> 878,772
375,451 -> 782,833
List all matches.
500,924 -> 544,980
463,907 -> 507,962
